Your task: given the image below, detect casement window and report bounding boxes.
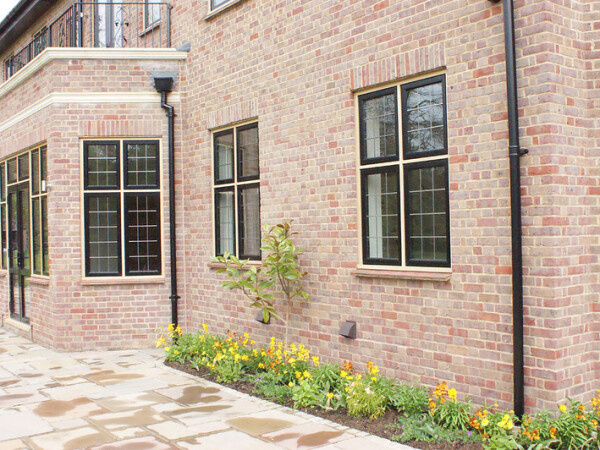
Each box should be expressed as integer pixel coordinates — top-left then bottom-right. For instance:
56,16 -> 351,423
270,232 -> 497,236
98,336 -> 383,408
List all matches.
145,1 -> 161,28
213,122 -> 260,260
358,74 -> 450,268
82,140 -> 161,277
210,0 -> 235,11
0,146 -> 49,275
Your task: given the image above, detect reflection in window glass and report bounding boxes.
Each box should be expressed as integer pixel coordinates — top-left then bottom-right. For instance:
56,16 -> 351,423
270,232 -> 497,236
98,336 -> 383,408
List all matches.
237,125 -> 259,179
85,142 -> 119,188
405,82 -> 444,156
86,195 -> 121,275
7,158 -> 17,184
215,189 -> 234,255
214,131 -> 234,183
125,193 -> 161,275
364,170 -> 399,261
360,91 -> 397,161
18,153 -> 29,181
31,150 -> 40,195
126,142 -> 158,188
238,185 -> 260,258
32,198 -> 41,273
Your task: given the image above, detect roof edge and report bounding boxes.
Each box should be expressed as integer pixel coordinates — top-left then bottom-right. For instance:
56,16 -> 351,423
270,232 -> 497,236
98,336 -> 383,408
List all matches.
0,0 -> 59,55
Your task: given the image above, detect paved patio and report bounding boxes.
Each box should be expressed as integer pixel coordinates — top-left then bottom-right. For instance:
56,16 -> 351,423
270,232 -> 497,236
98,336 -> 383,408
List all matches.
0,328 -> 411,449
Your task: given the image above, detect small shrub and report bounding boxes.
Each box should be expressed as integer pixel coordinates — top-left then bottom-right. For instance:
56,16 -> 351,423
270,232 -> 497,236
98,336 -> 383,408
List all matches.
252,372 -> 291,403
429,382 -> 471,431
346,375 -> 386,420
291,380 -> 323,409
554,400 -> 595,449
393,414 -> 480,444
389,383 -> 429,415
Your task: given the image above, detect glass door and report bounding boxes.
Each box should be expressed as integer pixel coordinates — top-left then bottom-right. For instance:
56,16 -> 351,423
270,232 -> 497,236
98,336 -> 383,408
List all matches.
8,182 -> 30,323
94,0 -> 124,48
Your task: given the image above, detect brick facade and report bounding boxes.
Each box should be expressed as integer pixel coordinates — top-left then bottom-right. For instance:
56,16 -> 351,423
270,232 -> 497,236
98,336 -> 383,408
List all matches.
0,0 -> 597,412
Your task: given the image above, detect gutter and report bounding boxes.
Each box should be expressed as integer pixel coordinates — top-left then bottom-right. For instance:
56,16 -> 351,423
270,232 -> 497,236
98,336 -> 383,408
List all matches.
489,0 -> 527,417
153,75 -> 179,328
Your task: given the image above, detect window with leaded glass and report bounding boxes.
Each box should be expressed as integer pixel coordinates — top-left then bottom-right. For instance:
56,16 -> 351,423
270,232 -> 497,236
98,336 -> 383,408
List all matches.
83,140 -> 161,277
213,122 -> 260,260
358,75 -> 450,268
145,0 -> 161,28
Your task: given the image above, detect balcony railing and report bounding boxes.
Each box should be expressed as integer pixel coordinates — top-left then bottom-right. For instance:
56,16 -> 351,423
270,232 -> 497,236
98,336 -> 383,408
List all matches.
4,2 -> 171,81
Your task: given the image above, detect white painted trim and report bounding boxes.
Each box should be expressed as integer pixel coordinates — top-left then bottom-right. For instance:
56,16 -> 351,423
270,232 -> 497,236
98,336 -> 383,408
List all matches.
0,92 -> 181,133
0,47 -> 188,100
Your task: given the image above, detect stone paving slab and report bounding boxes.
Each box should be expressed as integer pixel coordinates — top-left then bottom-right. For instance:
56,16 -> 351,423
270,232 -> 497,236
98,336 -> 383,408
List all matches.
0,327 -> 414,449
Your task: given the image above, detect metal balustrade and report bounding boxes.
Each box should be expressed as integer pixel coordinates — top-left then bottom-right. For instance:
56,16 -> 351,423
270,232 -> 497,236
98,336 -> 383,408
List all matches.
4,2 -> 171,81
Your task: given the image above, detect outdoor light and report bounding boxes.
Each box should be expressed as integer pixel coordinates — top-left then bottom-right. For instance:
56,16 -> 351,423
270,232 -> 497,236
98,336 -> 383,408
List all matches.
255,310 -> 271,325
339,321 -> 357,339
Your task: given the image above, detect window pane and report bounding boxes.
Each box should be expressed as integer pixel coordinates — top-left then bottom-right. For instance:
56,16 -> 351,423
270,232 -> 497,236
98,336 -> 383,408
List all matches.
0,162 -> 5,201
42,196 -> 48,275
237,125 -> 259,180
18,153 -> 29,181
212,0 -> 229,9
20,189 -> 29,271
145,2 -> 161,26
238,185 -> 260,259
7,158 -> 17,184
364,169 -> 399,261
404,81 -> 445,156
32,197 -> 41,274
360,91 -> 397,161
40,146 -> 47,191
86,195 -> 120,275
125,193 -> 161,275
125,142 -> 159,188
215,189 -> 234,255
214,131 -> 234,183
31,150 -> 40,195
1,204 -> 5,269
406,164 -> 448,264
85,142 -> 119,188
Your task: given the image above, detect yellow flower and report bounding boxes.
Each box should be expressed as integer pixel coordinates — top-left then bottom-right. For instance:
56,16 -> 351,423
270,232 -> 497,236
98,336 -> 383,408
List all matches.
202,324 -> 208,331
340,370 -> 347,379
173,349 -> 179,355
327,392 -> 334,399
289,382 -> 294,387
448,388 -> 457,401
371,377 -> 377,382
498,414 -> 514,430
250,340 -> 255,345
312,356 -> 320,366
481,418 -> 489,427
164,346 -> 171,352
303,370 -> 311,379
295,371 -> 302,379
258,363 -> 265,369
289,358 -> 296,364
559,404 -> 567,413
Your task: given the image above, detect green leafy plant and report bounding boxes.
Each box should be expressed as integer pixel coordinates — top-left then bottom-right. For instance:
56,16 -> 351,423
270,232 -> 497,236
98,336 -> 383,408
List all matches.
346,375 -> 386,419
261,221 -> 310,344
252,372 -> 292,403
389,383 -> 429,415
291,379 -> 323,408
392,414 -> 480,444
429,382 -> 471,431
212,221 -> 310,344
553,400 -> 595,449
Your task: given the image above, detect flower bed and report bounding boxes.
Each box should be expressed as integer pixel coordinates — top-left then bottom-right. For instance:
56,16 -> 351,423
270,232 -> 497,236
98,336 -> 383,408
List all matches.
157,325 -> 600,449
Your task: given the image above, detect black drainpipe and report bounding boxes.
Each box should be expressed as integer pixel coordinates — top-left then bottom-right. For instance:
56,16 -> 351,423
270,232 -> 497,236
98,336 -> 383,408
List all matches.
153,76 -> 179,328
489,0 -> 527,417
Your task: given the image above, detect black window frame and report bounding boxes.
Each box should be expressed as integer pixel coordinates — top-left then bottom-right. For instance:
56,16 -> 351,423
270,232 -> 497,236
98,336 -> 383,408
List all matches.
83,139 -> 162,278
358,87 -> 399,166
401,74 -> 448,161
360,164 -> 401,266
403,159 -> 451,268
123,140 -> 160,190
358,75 -> 450,269
83,140 -> 120,190
213,122 -> 261,261
124,191 -> 162,276
84,192 -> 122,277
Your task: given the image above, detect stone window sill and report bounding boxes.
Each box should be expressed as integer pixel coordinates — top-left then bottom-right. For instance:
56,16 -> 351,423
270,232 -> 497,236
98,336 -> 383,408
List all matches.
29,275 -> 49,286
351,267 -> 451,282
81,276 -> 165,286
139,22 -> 161,38
208,260 -> 262,270
204,0 -> 244,21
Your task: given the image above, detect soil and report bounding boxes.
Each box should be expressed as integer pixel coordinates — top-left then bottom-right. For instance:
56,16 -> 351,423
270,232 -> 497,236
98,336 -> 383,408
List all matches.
165,361 -> 484,450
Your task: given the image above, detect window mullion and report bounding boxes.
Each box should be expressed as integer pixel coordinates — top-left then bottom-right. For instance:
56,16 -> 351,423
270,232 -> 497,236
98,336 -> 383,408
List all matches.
398,86 -> 406,267
120,140 -> 126,277
233,128 -> 239,256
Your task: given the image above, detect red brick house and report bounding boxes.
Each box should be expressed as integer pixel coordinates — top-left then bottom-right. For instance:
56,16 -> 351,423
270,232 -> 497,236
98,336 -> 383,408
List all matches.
0,0 -> 597,415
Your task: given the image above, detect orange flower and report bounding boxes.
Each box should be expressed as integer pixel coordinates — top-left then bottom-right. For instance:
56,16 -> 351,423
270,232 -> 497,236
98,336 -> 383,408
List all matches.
550,427 -> 557,439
